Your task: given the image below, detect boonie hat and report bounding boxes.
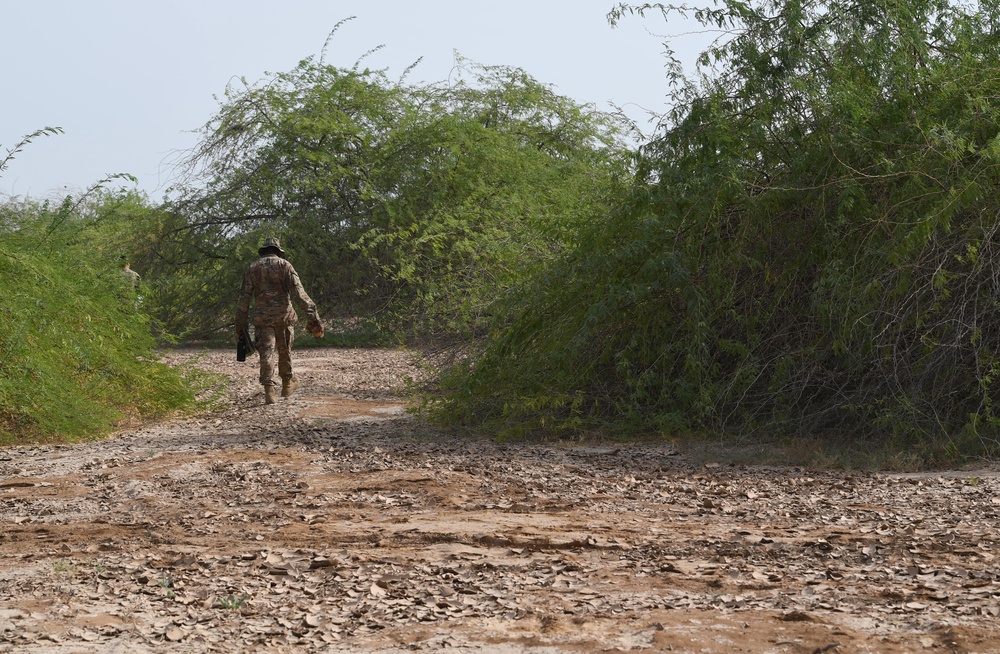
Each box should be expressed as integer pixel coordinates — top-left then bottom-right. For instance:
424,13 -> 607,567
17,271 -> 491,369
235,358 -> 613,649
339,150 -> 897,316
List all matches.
258,236 -> 286,255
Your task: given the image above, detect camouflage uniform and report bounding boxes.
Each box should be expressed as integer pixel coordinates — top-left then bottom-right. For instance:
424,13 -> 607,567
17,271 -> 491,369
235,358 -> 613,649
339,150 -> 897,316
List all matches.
234,238 -> 321,393
121,263 -> 140,286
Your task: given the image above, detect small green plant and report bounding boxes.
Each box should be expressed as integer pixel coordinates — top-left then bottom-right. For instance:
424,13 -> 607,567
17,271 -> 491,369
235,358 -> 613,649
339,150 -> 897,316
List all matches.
53,560 -> 77,574
158,573 -> 175,599
218,594 -> 248,610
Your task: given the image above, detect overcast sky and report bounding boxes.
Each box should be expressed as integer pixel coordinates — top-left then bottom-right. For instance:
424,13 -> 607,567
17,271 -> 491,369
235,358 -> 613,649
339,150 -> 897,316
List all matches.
2,1 -> 708,200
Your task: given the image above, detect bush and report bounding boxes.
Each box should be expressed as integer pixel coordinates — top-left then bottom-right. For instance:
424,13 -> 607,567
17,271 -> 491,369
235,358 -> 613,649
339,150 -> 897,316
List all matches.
430,0 -> 1000,457
0,194 -> 202,442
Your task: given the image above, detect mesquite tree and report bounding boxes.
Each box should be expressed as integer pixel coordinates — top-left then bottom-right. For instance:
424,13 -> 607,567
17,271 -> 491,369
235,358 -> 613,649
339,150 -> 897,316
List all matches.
434,0 -> 1000,456
146,38 -> 631,339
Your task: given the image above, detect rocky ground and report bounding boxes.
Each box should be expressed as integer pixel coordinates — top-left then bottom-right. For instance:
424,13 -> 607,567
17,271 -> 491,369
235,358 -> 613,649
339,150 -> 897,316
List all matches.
2,347 -> 1000,653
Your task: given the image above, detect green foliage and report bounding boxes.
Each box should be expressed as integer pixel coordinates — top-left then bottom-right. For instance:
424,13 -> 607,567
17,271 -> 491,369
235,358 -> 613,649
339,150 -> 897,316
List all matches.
355,56 -> 632,337
0,191 -> 202,442
149,28 -> 631,340
434,0 -> 1000,452
0,127 -> 64,178
217,594 -> 248,610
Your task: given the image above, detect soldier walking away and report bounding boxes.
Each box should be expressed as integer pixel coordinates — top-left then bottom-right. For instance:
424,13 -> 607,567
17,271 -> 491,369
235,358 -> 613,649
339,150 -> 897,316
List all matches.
235,237 -> 324,405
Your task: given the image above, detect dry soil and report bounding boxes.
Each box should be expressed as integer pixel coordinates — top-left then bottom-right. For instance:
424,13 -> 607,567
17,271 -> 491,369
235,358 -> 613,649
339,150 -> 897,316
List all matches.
2,347 -> 1000,653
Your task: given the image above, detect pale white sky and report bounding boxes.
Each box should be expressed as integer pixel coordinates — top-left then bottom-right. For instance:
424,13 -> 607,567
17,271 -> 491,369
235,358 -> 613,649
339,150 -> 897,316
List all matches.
1,1 -> 707,200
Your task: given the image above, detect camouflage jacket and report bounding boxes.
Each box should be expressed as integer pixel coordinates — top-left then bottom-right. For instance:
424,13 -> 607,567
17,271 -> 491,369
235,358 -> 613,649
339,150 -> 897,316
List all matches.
234,255 -> 319,329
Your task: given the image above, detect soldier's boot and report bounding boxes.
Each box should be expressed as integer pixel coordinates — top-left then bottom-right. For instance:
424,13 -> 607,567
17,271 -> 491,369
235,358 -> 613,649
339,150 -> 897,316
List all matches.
281,376 -> 299,398
264,385 -> 277,405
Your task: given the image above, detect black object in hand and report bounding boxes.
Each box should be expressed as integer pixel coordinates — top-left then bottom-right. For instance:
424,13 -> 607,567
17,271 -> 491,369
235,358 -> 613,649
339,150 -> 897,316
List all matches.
237,331 -> 254,361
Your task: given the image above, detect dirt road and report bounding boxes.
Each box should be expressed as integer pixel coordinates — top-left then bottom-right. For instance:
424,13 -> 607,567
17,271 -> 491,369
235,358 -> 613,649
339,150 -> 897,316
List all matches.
2,347 -> 1000,653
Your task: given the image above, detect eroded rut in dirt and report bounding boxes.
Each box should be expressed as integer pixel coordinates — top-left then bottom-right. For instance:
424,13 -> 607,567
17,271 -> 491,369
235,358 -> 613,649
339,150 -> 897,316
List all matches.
2,348 -> 1000,653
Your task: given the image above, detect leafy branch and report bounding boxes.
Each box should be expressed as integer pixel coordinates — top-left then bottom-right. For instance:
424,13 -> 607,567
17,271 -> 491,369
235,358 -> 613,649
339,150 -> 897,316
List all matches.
0,127 -> 64,179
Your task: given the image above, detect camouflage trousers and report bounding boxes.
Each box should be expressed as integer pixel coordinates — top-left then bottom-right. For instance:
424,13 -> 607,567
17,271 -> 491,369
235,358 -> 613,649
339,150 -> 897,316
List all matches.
255,325 -> 295,387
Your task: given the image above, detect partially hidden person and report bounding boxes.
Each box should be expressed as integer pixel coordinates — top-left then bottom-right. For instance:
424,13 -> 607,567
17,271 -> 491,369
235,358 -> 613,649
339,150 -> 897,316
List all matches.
119,256 -> 142,307
121,257 -> 140,286
234,237 -> 324,405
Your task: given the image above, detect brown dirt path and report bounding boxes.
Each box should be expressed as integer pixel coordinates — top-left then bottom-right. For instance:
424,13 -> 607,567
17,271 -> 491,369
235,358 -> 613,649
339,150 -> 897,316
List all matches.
2,347 -> 1000,653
